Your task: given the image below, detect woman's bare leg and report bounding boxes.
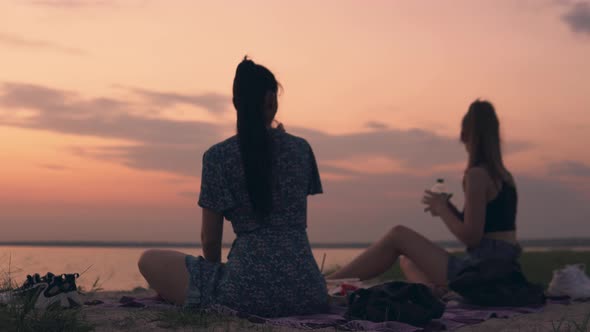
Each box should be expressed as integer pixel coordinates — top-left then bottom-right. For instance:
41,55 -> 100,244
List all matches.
399,255 -> 433,285
138,249 -> 190,305
327,225 -> 449,286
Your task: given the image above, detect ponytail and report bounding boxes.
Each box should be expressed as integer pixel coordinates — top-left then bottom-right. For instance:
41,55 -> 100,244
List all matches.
233,57 -> 279,220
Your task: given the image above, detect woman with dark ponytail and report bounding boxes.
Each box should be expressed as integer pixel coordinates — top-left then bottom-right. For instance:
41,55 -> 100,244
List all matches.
138,57 -> 328,317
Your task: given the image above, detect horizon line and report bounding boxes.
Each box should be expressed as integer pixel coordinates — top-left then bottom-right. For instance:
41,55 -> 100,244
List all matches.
1,238 -> 590,249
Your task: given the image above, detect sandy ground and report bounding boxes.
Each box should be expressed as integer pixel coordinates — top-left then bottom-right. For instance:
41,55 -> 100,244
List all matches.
83,290 -> 590,331
455,302 -> 590,332
84,289 -> 338,332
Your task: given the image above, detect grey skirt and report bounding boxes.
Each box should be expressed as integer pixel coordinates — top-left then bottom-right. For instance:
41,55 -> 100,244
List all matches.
447,237 -> 522,281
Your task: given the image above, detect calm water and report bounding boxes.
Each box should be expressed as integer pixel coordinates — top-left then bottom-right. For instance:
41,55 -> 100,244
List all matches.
2,245 -> 589,291
0,246 -> 364,291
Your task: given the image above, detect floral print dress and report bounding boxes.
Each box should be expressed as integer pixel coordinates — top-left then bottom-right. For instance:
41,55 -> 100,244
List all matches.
185,129 -> 328,317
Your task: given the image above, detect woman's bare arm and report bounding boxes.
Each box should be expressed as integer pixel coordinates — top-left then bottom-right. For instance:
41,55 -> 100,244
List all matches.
201,208 -> 224,263
446,200 -> 463,219
424,168 -> 487,247
440,168 -> 487,247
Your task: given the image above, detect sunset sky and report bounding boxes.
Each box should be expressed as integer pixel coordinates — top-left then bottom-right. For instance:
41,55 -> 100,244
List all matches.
1,0 -> 589,243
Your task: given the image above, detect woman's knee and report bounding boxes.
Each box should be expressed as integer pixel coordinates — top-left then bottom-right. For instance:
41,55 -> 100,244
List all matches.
138,249 -> 162,275
387,225 -> 412,242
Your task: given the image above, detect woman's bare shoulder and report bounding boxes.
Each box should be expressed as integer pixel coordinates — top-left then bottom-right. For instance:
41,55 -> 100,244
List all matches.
465,167 -> 491,182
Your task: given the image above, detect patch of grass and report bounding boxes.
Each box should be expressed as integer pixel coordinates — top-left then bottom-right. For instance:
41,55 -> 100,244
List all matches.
77,276 -> 103,297
0,264 -> 94,332
156,309 -> 231,329
551,311 -> 590,332
378,250 -> 590,286
131,286 -> 148,293
519,251 -> 590,287
0,305 -> 94,332
375,264 -> 405,283
0,292 -> 94,332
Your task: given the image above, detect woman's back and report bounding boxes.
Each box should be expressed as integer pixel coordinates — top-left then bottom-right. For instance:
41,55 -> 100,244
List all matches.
195,128 -> 328,317
199,128 -> 322,233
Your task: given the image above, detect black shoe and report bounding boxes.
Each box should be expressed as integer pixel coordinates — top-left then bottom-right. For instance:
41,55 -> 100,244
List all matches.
0,272 -> 82,309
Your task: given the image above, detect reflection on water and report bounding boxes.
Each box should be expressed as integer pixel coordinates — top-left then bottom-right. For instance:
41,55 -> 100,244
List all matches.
0,246 -> 363,291
1,246 -> 588,291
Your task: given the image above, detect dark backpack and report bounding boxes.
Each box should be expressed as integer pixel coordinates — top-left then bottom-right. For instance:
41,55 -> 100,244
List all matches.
449,258 -> 546,307
345,281 -> 445,326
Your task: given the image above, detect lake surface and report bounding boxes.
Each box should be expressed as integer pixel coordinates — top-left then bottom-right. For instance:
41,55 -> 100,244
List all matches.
0,246 -> 365,291
1,245 -> 589,291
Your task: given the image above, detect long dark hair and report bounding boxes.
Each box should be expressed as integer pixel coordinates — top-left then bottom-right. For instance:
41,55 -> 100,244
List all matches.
232,57 -> 279,219
461,100 -> 511,186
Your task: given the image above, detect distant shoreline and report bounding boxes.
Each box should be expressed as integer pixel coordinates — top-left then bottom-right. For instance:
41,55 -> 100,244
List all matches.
1,238 -> 590,249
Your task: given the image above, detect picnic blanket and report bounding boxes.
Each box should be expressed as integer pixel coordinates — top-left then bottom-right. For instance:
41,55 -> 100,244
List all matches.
86,296 -> 547,331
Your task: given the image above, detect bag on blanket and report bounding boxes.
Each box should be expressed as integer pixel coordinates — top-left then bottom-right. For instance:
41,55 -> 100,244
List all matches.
345,281 -> 445,326
449,258 -> 546,307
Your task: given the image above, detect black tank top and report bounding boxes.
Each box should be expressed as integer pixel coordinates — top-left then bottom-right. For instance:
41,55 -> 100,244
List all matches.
483,181 -> 517,233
